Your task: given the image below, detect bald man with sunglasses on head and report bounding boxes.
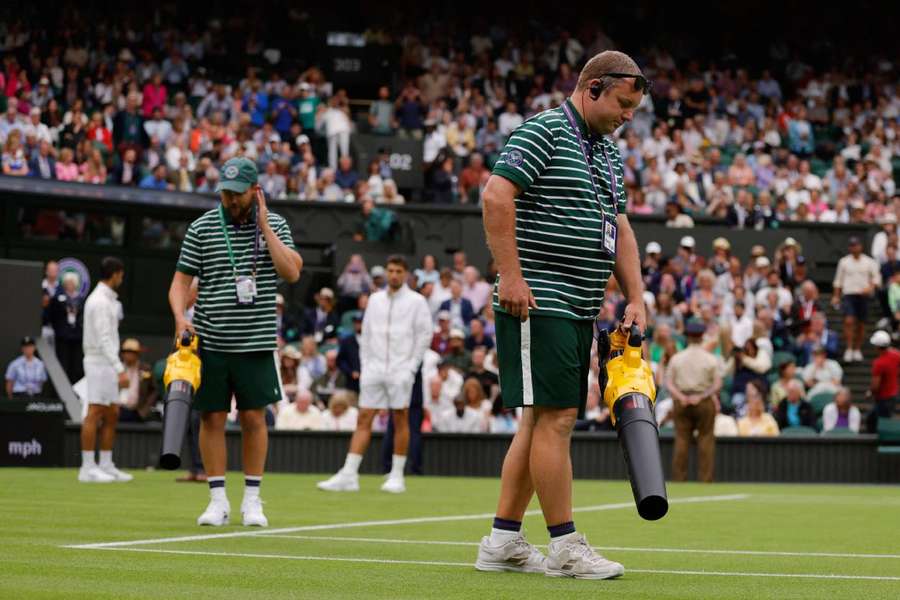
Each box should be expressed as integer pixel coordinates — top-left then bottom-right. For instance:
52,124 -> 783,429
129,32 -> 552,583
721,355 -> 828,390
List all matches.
476,51 -> 648,580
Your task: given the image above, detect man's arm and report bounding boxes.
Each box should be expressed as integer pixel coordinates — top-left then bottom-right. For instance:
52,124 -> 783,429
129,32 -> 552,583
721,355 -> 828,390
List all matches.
94,303 -> 125,374
411,298 -> 434,374
257,189 -> 302,283
5,378 -> 12,398
614,214 -> 646,332
664,358 -> 687,405
168,271 -> 195,338
482,175 -> 536,321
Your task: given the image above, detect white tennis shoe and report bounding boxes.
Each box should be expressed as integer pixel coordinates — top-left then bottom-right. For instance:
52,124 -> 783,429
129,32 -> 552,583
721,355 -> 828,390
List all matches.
77,465 -> 115,483
197,498 -> 230,526
99,464 -> 133,482
241,496 -> 268,527
545,533 -> 624,579
317,471 -> 360,492
475,534 -> 547,573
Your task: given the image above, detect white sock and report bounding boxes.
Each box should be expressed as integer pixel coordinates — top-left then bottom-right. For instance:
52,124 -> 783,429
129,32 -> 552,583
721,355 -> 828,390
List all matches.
490,528 -> 521,545
81,451 -> 96,468
208,476 -> 226,502
99,450 -> 113,468
341,453 -> 363,475
244,475 -> 261,502
550,531 -> 580,545
390,454 -> 406,479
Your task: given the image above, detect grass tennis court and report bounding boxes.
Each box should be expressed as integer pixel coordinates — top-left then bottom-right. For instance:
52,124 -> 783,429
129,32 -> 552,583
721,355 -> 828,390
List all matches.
2,469 -> 899,599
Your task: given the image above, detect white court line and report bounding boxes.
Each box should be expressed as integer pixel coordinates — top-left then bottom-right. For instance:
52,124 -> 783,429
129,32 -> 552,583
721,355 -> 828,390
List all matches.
62,493 -> 748,550
80,547 -> 900,582
260,534 -> 900,560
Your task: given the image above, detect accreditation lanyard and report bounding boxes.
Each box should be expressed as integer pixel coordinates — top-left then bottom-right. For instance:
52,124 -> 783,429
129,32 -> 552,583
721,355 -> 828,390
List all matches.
218,204 -> 260,303
561,101 -> 618,256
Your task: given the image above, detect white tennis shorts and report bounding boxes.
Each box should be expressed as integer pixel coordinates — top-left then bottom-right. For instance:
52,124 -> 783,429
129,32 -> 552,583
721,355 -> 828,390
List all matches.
358,374 -> 414,410
83,357 -> 119,407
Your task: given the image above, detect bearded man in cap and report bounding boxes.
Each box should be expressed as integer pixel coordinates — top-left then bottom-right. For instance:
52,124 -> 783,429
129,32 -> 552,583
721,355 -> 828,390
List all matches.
168,157 -> 303,526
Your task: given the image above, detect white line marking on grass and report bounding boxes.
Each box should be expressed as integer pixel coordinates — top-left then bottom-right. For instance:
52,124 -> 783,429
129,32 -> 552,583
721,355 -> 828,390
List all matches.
79,547 -> 900,582
264,535 -> 900,560
62,493 -> 747,550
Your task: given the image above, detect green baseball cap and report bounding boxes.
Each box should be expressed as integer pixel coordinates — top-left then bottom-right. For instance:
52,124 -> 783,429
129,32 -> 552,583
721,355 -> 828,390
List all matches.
216,157 -> 258,193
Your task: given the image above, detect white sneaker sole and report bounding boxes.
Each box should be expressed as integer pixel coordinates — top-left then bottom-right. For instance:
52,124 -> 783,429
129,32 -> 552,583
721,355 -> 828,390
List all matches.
242,515 -> 268,527
317,481 -> 359,492
545,567 -> 624,580
475,559 -> 545,574
197,514 -> 230,527
380,484 -> 405,494
78,474 -> 114,483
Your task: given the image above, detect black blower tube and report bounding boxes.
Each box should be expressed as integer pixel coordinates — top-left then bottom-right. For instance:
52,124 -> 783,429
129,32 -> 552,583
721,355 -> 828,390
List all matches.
159,380 -> 193,470
614,394 -> 669,521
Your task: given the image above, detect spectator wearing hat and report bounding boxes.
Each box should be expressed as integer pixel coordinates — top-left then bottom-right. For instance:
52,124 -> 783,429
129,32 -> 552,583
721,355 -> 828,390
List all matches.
337,313 -> 363,393
666,320 -> 721,482
709,237 -> 731,276
822,387 -> 861,433
866,330 -> 900,431
776,237 -> 802,287
370,265 -> 387,291
5,336 -> 47,398
444,329 -> 473,373
302,287 -> 340,343
117,338 -> 159,423
439,279 -> 475,331
832,237 -> 881,362
642,241 -> 663,289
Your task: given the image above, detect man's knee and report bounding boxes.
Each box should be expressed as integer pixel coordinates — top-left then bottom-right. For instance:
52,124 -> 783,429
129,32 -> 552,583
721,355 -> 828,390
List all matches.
392,409 -> 409,429
534,407 -> 578,436
238,409 -> 267,430
201,411 -> 227,431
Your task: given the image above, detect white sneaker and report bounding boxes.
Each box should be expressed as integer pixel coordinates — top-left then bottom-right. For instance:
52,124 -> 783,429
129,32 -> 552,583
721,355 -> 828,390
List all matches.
546,533 -> 625,580
853,350 -> 864,362
197,498 -> 230,526
843,350 -> 854,363
99,464 -> 133,482
241,496 -> 268,527
380,476 -> 406,494
317,471 -> 359,492
475,534 -> 547,573
78,465 -> 115,483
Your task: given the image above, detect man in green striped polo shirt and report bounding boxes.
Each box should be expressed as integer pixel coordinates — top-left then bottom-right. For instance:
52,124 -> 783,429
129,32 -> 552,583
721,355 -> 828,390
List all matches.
474,51 -> 648,579
168,156 -> 302,528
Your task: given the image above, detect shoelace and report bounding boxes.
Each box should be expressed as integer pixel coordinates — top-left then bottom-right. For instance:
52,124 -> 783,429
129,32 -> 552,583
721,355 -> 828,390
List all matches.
568,536 -> 608,566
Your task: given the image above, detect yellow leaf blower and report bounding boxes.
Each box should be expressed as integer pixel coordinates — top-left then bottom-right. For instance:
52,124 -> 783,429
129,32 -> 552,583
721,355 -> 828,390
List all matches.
159,331 -> 201,470
599,325 -> 668,520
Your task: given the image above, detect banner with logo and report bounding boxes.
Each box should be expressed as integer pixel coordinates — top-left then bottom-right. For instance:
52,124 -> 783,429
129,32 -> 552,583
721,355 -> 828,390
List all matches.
0,401 -> 65,466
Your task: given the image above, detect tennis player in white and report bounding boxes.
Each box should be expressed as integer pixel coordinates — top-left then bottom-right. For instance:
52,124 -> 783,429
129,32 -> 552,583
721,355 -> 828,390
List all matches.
78,257 -> 132,483
318,255 -> 432,493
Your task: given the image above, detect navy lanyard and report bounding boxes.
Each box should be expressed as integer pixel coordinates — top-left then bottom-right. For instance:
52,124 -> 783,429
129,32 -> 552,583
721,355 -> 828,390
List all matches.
561,101 -> 619,215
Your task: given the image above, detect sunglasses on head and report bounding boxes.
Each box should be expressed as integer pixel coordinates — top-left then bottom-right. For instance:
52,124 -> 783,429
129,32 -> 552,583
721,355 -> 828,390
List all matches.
601,72 -> 653,94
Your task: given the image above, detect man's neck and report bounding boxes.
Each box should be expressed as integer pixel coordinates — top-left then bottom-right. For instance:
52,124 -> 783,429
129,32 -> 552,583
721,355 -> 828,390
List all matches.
566,96 -> 592,138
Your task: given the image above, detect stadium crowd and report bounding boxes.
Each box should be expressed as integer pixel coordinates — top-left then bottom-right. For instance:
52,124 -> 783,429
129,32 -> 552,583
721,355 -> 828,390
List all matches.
14,230 -> 900,437
0,9 -> 898,229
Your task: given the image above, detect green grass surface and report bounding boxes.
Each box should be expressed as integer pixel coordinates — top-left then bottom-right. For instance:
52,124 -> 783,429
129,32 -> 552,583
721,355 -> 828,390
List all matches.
2,469 -> 899,599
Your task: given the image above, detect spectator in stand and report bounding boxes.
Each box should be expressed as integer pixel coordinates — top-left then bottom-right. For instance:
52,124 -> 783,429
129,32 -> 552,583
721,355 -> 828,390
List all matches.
48,271 -> 84,383
5,336 -> 47,398
439,279 -> 476,331
353,198 -> 397,242
2,130 -> 29,176
866,330 -> 900,432
444,329 -> 473,373
336,254 -> 374,315
28,139 -> 56,179
822,387 -> 861,433
465,318 -> 494,352
335,155 -> 359,193
111,147 -> 140,186
802,345 -> 843,397
318,390 -> 358,431
54,147 -> 78,181
311,350 -> 347,408
139,163 -> 171,190
258,161 -> 287,199
774,380 -> 815,430
434,388 -> 483,433
369,86 -> 396,135
466,345 -> 499,399
320,95 -> 352,170
736,381 -> 780,437
116,338 -> 159,423
832,236 -> 881,362
113,92 -> 148,155
276,389 -> 323,431
726,338 -> 771,416
303,287 -> 340,343
769,358 -> 802,408
462,266 -> 491,314
79,148 -> 107,184
298,335 -> 326,381
459,153 -> 489,204
796,312 -> 840,365
337,314 -> 363,393
0,97 -> 24,142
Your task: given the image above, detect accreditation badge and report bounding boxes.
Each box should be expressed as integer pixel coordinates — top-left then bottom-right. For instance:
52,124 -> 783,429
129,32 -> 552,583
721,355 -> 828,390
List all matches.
235,276 -> 256,305
603,219 -> 617,255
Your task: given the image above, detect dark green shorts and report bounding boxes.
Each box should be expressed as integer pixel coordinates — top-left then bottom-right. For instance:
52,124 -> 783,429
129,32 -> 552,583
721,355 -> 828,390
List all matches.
194,349 -> 282,413
495,310 -> 593,417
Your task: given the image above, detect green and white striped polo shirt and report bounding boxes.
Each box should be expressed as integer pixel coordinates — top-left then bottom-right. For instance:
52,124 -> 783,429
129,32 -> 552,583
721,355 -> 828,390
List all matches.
491,98 -> 628,320
176,207 -> 295,352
